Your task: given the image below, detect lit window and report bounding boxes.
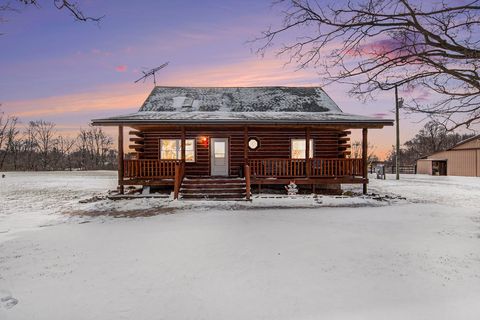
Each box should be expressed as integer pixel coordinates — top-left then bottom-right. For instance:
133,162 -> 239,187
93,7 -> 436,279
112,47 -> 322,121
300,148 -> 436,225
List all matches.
160,139 -> 195,162
248,137 -> 259,150
214,141 -> 226,158
291,139 -> 313,159
185,140 -> 195,162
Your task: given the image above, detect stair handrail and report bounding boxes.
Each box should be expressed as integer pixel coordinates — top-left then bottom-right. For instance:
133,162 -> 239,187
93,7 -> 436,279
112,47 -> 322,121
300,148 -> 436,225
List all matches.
180,162 -> 186,191
173,162 -> 186,200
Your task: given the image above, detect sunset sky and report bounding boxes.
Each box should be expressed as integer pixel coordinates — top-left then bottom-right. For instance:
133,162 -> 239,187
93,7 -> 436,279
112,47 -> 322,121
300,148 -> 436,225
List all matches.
0,0 -> 444,159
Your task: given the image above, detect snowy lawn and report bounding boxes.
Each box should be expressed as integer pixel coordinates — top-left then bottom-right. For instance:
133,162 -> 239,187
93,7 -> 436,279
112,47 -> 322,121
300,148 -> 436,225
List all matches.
1,171 -> 480,319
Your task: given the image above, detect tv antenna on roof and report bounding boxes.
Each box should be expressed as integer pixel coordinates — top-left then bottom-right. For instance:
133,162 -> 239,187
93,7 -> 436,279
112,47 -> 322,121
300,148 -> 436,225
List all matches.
134,62 -> 169,86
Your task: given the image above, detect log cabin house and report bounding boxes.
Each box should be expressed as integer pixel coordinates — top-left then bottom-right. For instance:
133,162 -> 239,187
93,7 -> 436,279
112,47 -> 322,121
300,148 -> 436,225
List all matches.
92,86 -> 393,200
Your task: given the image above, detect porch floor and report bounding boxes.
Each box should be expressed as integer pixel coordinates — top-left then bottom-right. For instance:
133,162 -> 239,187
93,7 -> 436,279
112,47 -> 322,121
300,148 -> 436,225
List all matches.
121,176 -> 367,186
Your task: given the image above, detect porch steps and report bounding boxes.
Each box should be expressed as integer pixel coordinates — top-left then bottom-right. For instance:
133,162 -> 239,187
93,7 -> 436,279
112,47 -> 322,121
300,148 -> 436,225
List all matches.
180,177 -> 247,200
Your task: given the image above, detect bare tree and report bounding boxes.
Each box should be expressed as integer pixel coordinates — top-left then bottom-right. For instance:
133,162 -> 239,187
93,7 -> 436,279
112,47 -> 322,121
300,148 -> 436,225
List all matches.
0,110 -> 18,170
20,123 -> 35,170
257,0 -> 480,130
0,108 -> 118,171
386,121 -> 476,165
52,134 -> 76,170
1,0 -> 102,32
350,140 -> 378,165
90,127 -> 113,167
6,128 -> 21,170
51,0 -> 103,22
0,111 -> 10,155
77,127 -> 89,169
77,126 -> 114,169
30,120 -> 56,170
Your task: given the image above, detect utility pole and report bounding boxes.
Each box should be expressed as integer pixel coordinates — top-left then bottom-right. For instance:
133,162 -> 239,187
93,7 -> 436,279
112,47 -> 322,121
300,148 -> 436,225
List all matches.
395,85 -> 403,180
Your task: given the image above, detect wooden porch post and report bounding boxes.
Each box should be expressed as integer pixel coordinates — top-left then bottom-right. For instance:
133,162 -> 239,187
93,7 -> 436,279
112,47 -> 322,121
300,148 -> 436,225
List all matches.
362,128 -> 368,194
245,164 -> 251,200
174,163 -> 180,200
181,126 -> 186,163
118,125 -> 124,194
243,126 -> 248,165
305,127 -> 311,178
244,126 -> 251,199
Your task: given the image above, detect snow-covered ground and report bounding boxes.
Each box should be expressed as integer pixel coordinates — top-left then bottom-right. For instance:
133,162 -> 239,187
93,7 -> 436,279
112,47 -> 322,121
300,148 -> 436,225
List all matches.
1,171 -> 480,319
354,174 -> 480,208
0,171 -> 117,239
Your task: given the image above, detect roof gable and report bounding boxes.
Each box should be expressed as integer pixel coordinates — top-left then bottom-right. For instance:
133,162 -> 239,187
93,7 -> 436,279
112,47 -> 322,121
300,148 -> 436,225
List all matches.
139,86 -> 342,113
450,134 -> 480,150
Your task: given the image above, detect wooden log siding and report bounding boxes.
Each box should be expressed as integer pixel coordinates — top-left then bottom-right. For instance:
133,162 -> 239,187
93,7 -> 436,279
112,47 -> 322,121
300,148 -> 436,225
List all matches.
133,127 -> 351,177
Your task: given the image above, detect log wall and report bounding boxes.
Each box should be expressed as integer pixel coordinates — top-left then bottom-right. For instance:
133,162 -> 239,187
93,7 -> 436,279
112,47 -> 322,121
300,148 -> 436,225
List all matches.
129,126 -> 351,177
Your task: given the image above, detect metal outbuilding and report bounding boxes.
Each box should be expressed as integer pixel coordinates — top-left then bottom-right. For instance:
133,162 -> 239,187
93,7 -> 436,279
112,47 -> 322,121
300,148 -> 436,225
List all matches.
416,135 -> 480,177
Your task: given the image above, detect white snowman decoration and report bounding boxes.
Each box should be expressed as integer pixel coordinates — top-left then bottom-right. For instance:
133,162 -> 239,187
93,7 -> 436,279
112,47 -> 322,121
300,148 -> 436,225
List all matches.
285,180 -> 298,195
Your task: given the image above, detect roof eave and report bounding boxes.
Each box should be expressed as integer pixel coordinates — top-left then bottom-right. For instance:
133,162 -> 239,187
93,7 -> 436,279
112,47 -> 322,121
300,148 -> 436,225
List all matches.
91,118 -> 394,127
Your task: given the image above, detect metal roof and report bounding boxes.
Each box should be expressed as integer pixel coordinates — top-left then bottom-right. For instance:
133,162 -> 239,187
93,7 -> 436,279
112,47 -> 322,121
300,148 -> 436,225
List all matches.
139,86 -> 342,113
91,86 -> 393,127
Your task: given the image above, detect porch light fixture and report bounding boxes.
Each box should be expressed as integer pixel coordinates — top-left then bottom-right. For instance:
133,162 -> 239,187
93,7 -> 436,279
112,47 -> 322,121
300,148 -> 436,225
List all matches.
199,136 -> 209,146
248,137 -> 259,150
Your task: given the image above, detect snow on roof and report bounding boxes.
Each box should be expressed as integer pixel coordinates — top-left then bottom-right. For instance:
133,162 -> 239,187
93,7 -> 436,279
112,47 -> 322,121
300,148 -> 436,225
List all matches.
140,86 -> 342,113
94,110 -> 391,125
91,86 -> 393,126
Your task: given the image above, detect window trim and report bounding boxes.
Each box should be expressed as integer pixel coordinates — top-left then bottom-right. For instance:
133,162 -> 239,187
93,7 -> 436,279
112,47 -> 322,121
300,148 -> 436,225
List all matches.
159,138 -> 196,162
248,137 -> 260,151
290,138 -> 314,159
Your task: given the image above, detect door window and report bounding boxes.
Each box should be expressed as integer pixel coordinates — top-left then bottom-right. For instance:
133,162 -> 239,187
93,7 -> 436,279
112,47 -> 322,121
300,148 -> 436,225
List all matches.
214,141 -> 226,158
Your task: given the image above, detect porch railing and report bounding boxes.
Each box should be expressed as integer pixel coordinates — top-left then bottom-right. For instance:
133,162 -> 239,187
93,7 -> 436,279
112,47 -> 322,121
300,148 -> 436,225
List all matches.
310,158 -> 363,177
123,159 -> 180,179
123,158 -> 364,180
248,158 -> 363,178
248,159 -> 306,177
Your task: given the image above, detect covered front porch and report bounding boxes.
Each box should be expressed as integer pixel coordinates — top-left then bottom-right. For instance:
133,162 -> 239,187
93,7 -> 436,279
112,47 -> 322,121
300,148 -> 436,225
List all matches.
116,125 -> 370,199
120,158 -> 367,198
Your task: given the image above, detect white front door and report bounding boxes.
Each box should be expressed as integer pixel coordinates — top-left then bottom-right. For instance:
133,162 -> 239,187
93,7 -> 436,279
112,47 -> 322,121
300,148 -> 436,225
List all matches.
210,138 -> 229,176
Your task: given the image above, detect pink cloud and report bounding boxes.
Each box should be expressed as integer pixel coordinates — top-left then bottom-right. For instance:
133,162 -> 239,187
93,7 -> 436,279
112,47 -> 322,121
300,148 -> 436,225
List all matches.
345,38 -> 415,60
2,83 -> 147,118
115,65 -> 128,72
371,113 -> 389,119
360,39 -> 403,55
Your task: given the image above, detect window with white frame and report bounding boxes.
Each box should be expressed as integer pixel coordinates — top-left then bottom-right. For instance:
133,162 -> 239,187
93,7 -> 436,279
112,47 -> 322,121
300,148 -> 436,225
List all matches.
291,139 -> 313,159
248,137 -> 259,150
159,139 -> 195,162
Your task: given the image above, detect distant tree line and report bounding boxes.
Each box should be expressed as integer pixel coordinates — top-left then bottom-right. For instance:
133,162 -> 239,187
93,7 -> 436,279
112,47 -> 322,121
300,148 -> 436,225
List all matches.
0,111 -> 117,171
385,121 -> 476,166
